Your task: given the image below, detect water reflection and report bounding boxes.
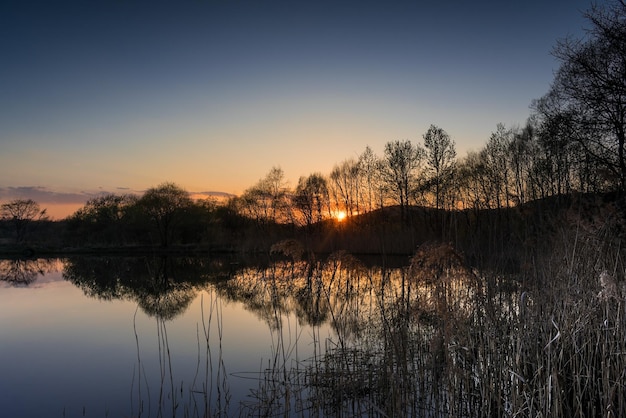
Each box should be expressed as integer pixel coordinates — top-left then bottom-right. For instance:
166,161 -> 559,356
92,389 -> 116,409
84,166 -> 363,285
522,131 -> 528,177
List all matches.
63,256 -> 229,320
217,251 -> 373,340
0,258 -> 59,286
213,247 -> 496,416
1,249 -> 531,417
129,291 -> 232,418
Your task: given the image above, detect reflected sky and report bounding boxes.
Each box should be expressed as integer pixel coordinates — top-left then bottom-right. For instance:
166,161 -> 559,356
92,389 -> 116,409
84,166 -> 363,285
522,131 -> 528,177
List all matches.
0,242 -> 618,416
0,265 -> 335,417
0,252 -> 526,416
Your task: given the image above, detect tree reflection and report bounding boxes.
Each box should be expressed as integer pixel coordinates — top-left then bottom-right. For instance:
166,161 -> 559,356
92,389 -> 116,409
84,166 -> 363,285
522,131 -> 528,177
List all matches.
0,258 -> 58,286
214,251 -> 370,339
62,256 -> 236,416
64,256 -> 228,320
58,249 -> 525,416
38,240 -> 622,416
225,246 -> 503,416
293,272 -> 329,326
55,247 -> 552,416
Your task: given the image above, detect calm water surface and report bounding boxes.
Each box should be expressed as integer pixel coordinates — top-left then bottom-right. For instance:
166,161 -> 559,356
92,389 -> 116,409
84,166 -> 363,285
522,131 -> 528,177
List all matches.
0,257 -> 339,417
1,252 -> 519,417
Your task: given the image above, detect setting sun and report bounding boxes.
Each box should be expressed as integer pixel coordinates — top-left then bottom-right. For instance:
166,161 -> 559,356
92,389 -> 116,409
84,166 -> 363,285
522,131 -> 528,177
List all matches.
335,211 -> 347,222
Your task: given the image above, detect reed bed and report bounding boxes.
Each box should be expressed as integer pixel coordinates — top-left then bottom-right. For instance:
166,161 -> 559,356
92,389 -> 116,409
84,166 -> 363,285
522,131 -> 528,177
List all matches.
123,220 -> 626,417
242,233 -> 626,417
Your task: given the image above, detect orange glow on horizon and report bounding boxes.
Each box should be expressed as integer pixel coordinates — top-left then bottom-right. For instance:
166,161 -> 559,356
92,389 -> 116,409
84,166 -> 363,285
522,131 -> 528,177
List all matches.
335,211 -> 347,222
39,203 -> 84,220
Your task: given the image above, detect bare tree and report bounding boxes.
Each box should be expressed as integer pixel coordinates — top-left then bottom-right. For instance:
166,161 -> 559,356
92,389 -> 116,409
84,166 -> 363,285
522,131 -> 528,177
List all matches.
423,125 -> 456,209
0,199 -> 47,244
239,167 -> 291,224
548,0 -> 626,189
482,124 -> 514,209
293,173 -> 330,228
381,140 -> 425,220
330,159 -> 361,217
533,86 -> 615,193
261,166 -> 290,222
456,151 -> 491,210
358,146 -> 381,213
507,123 -> 540,205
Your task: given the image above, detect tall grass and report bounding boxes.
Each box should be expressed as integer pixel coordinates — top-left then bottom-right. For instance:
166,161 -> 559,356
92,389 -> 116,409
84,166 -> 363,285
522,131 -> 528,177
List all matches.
90,215 -> 626,416
131,289 -> 231,418
506,212 -> 626,417
248,233 -> 626,417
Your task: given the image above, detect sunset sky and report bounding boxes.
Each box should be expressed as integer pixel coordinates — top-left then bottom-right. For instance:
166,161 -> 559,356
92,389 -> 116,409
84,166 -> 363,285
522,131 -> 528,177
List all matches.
1,0 -> 591,218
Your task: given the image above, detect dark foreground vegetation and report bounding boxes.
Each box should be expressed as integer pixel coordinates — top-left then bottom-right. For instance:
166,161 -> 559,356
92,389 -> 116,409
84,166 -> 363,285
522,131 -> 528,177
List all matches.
2,231 -> 625,417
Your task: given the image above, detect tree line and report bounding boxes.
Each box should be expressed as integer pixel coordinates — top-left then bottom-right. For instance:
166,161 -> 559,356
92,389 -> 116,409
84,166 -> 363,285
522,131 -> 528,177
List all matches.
235,0 -> 626,221
1,1 -> 625,256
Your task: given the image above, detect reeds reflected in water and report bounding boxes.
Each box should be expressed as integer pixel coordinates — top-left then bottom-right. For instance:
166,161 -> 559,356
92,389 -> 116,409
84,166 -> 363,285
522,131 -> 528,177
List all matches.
217,241 -> 626,417
6,234 -> 623,417
130,288 -> 231,418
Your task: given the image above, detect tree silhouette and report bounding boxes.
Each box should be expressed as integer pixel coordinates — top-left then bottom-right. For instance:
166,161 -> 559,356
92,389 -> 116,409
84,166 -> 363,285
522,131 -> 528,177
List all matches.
546,0 -> 626,189
138,183 -> 193,247
358,146 -> 381,213
423,125 -> 456,210
238,167 -> 291,225
67,193 -> 138,245
293,173 -> 330,228
0,199 -> 47,244
381,140 -> 424,220
330,159 -> 361,217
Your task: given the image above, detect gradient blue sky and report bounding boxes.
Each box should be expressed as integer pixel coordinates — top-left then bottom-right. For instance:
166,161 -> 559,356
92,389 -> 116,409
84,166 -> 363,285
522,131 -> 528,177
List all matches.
1,0 -> 592,217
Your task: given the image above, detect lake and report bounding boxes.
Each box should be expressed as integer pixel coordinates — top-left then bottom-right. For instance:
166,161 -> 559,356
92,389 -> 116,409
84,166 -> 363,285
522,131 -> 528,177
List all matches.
1,246 -> 622,417
1,256 -> 344,417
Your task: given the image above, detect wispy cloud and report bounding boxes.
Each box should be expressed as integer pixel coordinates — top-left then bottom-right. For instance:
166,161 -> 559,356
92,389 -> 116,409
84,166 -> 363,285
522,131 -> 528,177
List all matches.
0,186 -> 234,205
0,186 -> 236,219
196,191 -> 236,199
0,186 -> 122,204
